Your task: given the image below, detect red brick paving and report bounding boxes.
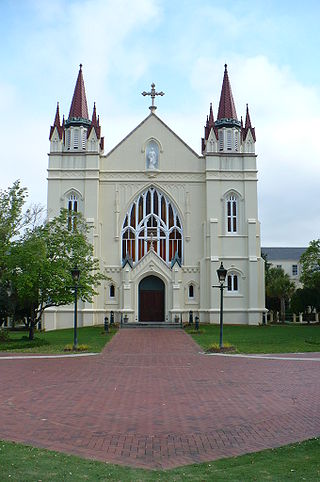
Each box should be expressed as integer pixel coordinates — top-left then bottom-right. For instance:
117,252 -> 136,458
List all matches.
0,329 -> 319,469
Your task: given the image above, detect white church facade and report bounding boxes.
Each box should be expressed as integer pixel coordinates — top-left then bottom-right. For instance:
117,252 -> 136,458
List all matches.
45,64 -> 265,330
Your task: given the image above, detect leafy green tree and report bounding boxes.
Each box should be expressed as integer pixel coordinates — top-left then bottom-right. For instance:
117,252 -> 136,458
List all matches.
9,210 -> 106,340
0,181 -> 28,322
291,287 -> 320,321
0,181 -> 44,324
266,267 -> 296,322
300,239 -> 320,293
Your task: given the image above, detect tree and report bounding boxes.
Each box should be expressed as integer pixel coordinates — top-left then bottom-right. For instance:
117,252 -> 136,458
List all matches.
266,267 -> 296,322
0,181 -> 28,323
291,287 -> 320,320
9,210 -> 106,339
300,239 -> 320,293
0,181 -> 44,324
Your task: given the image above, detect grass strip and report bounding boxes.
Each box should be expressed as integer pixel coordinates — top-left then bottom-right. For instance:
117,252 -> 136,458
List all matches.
0,438 -> 319,481
0,326 -> 117,354
185,323 -> 320,353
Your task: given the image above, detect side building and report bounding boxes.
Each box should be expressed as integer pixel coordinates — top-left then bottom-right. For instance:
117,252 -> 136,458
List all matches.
45,64 -> 265,330
262,247 -> 307,287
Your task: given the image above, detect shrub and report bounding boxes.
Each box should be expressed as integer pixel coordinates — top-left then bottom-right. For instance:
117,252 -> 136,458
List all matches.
206,342 -> 236,353
63,344 -> 90,352
0,329 -> 10,342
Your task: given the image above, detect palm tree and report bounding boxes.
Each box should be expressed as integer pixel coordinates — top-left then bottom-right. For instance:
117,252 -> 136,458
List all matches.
266,267 -> 295,322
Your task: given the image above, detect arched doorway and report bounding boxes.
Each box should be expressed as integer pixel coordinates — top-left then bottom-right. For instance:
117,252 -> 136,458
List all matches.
139,275 -> 165,322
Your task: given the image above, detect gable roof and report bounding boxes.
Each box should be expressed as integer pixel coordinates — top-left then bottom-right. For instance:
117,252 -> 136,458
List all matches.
261,247 -> 307,261
104,112 -> 200,159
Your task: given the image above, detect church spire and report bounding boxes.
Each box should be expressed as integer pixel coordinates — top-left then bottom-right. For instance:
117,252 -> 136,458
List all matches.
216,64 -> 240,128
49,102 -> 63,140
88,102 -> 101,139
201,102 -> 218,153
67,64 -> 90,124
242,103 -> 256,142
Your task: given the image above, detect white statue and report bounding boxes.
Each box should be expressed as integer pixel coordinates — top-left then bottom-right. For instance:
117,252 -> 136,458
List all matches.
148,147 -> 157,169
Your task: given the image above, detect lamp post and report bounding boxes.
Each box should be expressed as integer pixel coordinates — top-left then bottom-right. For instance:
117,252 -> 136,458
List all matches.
215,262 -> 228,349
71,266 -> 80,350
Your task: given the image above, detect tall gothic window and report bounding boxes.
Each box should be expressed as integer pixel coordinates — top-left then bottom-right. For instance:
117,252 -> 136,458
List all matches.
226,194 -> 238,233
68,193 -> 78,230
121,187 -> 183,265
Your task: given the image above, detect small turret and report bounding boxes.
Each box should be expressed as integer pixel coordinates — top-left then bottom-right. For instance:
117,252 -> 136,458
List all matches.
49,103 -> 63,152
241,104 -> 256,153
87,102 -> 104,153
201,103 -> 218,153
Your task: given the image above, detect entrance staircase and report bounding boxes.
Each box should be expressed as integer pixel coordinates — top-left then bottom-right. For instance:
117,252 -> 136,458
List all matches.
120,321 -> 182,329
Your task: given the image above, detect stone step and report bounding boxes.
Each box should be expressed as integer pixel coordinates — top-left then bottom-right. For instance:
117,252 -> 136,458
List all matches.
120,322 -> 182,329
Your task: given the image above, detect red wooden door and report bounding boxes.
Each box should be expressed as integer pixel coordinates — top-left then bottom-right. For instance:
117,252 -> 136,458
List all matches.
139,276 -> 165,322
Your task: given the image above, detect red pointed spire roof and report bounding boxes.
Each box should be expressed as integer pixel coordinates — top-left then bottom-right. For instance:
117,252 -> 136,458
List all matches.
204,102 -> 217,140
217,64 -> 238,121
92,102 -> 97,125
242,103 -> 256,141
49,102 -> 63,140
87,102 -> 101,139
245,103 -> 251,128
208,102 -> 214,124
68,64 -> 89,121
202,102 -> 218,152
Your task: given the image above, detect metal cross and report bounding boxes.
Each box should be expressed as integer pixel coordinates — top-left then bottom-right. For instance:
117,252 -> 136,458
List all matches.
142,83 -> 165,112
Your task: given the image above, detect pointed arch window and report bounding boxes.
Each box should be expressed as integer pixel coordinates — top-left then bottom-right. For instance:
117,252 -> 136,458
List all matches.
67,193 -> 78,230
188,284 -> 194,298
109,284 -> 115,298
226,194 -> 238,234
121,187 -> 183,265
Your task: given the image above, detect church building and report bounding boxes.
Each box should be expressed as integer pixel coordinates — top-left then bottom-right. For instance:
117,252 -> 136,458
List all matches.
45,64 -> 265,330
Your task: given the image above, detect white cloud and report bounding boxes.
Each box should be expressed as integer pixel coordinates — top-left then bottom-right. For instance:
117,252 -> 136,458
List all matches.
1,2 -> 319,246
187,55 -> 320,245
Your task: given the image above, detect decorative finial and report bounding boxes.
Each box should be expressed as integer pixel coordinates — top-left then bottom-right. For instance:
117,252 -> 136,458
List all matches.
142,82 -> 165,112
79,63 -> 82,70
224,63 -> 227,71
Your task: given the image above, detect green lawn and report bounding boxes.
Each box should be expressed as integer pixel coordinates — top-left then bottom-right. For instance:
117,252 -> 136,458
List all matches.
0,438 -> 319,481
0,325 -> 117,354
186,324 -> 320,353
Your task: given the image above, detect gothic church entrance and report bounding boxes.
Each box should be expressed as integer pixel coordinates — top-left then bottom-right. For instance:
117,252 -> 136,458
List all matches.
139,275 -> 165,322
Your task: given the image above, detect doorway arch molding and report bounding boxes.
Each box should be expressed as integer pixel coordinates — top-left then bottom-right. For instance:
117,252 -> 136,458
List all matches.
129,248 -> 173,322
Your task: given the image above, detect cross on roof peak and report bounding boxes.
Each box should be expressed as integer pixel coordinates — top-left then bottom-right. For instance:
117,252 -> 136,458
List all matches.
142,83 -> 165,113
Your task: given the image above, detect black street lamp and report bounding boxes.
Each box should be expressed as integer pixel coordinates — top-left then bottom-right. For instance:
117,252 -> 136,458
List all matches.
71,266 -> 80,350
215,262 -> 228,349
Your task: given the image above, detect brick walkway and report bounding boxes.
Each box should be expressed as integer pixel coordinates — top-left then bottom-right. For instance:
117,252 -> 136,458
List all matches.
0,329 -> 319,469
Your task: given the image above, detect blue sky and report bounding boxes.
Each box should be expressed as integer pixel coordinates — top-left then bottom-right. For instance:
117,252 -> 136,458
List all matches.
1,0 -> 320,246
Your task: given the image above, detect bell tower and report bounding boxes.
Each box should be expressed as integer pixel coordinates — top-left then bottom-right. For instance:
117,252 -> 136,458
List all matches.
201,64 -> 265,325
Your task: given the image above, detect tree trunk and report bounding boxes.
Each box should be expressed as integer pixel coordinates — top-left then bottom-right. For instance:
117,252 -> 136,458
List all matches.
28,323 -> 35,340
280,297 -> 286,322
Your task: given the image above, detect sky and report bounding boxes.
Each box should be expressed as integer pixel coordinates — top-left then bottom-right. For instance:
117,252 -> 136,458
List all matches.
1,0 -> 319,246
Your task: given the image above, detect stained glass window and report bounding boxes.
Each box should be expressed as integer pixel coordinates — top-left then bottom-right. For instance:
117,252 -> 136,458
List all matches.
121,188 -> 183,264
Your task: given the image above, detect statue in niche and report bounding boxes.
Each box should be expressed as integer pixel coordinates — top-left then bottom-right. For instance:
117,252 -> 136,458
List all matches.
146,141 -> 159,170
